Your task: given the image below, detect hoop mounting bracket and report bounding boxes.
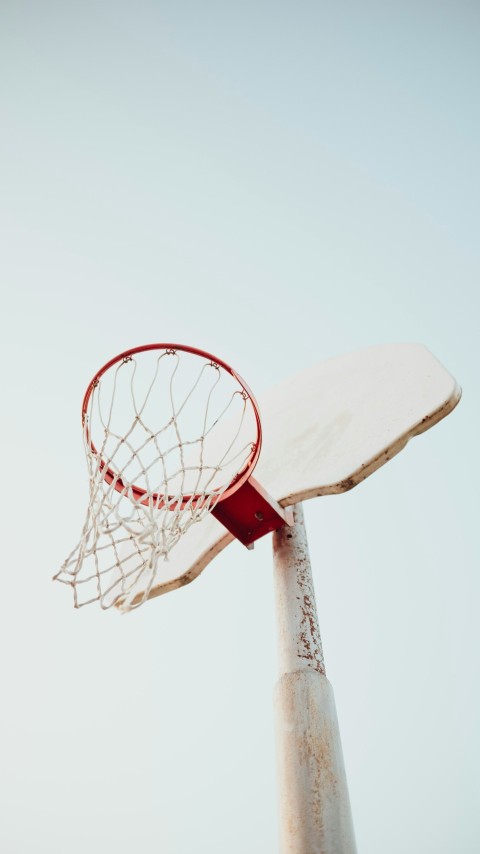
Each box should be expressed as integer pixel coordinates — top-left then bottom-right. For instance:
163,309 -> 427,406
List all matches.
211,477 -> 294,547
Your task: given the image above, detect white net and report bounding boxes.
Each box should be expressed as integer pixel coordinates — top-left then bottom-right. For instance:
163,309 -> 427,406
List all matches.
54,347 -> 258,611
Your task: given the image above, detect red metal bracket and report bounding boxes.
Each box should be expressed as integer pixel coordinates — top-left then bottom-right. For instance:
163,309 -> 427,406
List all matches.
211,476 -> 294,547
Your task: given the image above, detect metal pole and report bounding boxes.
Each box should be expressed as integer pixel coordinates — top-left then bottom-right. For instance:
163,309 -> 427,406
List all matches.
273,504 -> 357,854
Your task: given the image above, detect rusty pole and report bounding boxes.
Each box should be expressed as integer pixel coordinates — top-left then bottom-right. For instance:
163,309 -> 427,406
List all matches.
273,503 -> 357,854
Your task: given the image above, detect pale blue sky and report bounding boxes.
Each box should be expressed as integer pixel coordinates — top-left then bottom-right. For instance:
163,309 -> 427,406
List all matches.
0,3 -> 478,853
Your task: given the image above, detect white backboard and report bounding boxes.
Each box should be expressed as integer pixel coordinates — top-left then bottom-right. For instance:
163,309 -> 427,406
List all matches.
121,343 -> 460,607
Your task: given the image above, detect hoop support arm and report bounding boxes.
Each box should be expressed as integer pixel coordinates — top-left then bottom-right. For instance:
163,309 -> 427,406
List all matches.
211,477 -> 293,547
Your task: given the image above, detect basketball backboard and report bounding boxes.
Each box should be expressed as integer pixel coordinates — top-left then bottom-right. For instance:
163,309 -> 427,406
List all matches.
121,342 -> 460,607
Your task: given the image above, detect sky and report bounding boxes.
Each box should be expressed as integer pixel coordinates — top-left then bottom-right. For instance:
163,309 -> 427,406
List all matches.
0,2 -> 479,852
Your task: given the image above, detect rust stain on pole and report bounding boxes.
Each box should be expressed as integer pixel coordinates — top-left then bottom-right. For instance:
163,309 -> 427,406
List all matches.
273,503 -> 325,676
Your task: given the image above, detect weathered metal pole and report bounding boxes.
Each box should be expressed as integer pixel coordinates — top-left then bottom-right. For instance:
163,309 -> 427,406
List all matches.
273,504 -> 357,854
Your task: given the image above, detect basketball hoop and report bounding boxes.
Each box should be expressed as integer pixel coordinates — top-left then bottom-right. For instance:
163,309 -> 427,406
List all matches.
54,343 -> 290,612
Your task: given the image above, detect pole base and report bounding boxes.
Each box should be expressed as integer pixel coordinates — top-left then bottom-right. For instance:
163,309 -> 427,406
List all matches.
275,669 -> 357,854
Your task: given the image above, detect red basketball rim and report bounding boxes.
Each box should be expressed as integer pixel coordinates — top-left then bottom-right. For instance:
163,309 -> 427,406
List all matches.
82,343 -> 263,509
